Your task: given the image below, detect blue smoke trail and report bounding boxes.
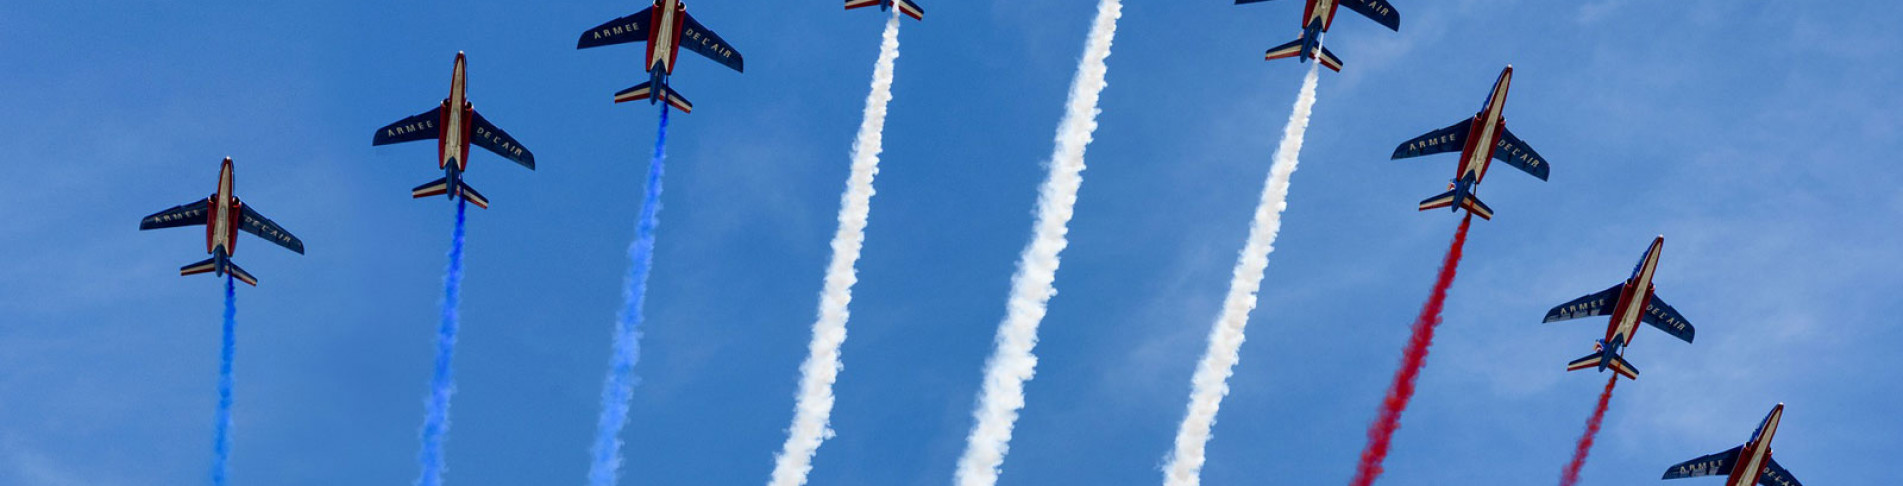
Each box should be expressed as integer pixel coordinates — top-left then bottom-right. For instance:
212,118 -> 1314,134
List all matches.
587,104 -> 669,486
417,198 -> 468,486
211,275 -> 236,486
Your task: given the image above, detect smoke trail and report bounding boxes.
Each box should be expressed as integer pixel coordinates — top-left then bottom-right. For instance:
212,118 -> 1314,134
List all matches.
587,105 -> 670,486
210,275 -> 236,486
954,1 -> 1120,484
1161,63 -> 1321,486
768,13 -> 901,486
1558,375 -> 1618,486
416,198 -> 468,486
1348,213 -> 1473,486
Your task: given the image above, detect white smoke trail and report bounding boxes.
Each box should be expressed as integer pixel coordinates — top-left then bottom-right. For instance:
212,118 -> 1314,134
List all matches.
953,1 -> 1121,485
767,13 -> 902,486
1160,63 -> 1322,486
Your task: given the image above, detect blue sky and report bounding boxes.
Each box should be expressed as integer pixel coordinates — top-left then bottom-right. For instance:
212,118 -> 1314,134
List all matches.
3,1 -> 1900,485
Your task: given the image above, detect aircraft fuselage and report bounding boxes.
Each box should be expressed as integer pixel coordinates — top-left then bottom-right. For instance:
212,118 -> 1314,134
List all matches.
1604,236 -> 1664,354
1728,405 -> 1783,486
437,53 -> 474,174
1453,66 -> 1513,192
205,158 -> 242,258
647,0 -> 688,75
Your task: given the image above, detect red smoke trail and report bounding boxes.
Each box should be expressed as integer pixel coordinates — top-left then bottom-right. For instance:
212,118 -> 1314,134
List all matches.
1558,375 -> 1619,486
1348,213 -> 1473,486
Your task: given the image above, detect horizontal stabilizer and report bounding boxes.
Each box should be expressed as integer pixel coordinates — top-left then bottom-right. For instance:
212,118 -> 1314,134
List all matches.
895,0 -> 925,19
412,178 -> 451,199
613,82 -> 654,103
458,181 -> 490,209
1317,46 -> 1344,72
1460,195 -> 1493,220
1418,189 -> 1458,211
226,261 -> 258,286
1264,38 -> 1305,62
1566,352 -> 1637,379
845,0 -> 882,9
617,82 -> 694,113
181,257 -> 219,276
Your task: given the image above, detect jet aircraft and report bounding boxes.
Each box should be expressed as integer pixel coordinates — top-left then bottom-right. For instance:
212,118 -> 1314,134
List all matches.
578,0 -> 746,113
138,157 -> 304,286
1663,403 -> 1805,486
1540,236 -> 1695,380
372,52 -> 536,209
1240,0 -> 1399,71
846,0 -> 924,20
1391,65 -> 1549,220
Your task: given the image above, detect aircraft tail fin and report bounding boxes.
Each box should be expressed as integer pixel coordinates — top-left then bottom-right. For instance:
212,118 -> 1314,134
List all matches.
457,180 -> 490,209
1459,194 -> 1494,220
615,82 -> 695,114
181,257 -> 220,277
1317,45 -> 1344,72
893,0 -> 925,19
181,254 -> 256,286
1566,350 -> 1638,380
225,261 -> 258,286
1264,38 -> 1306,62
1418,188 -> 1460,212
412,177 -> 451,199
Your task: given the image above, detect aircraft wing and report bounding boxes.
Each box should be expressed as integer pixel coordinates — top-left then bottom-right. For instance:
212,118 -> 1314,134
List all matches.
680,12 -> 745,73
1392,119 -> 1468,159
1759,457 -> 1803,486
578,8 -> 654,49
470,110 -> 535,169
1340,0 -> 1401,31
140,199 -> 210,230
239,204 -> 305,254
1642,294 -> 1695,343
1661,445 -> 1741,479
1494,126 -> 1550,180
373,106 -> 442,146
1543,284 -> 1623,323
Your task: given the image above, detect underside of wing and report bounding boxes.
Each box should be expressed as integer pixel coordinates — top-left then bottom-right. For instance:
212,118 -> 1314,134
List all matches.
578,8 -> 654,49
373,106 -> 442,146
1494,126 -> 1551,180
240,205 -> 305,254
140,199 -> 210,230
1643,294 -> 1695,343
470,110 -> 535,169
680,12 -> 745,73
1662,446 -> 1741,479
1759,457 -> 1803,486
1392,119 -> 1468,159
1340,0 -> 1401,31
1543,284 -> 1623,323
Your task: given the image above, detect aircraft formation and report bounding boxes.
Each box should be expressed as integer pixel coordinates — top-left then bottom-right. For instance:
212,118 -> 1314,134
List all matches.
127,0 -> 1814,484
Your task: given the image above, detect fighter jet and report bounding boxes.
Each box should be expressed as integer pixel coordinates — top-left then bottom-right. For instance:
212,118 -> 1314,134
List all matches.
138,157 -> 304,286
1663,403 -> 1805,486
578,0 -> 746,113
1540,236 -> 1694,380
846,0 -> 924,20
372,52 -> 536,209
1391,65 -> 1549,220
1239,0 -> 1399,71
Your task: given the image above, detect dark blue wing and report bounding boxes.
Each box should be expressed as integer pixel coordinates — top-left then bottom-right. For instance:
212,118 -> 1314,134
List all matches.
1494,126 -> 1551,180
1340,0 -> 1401,31
140,199 -> 210,230
1662,446 -> 1741,479
240,204 -> 304,254
1643,294 -> 1695,343
1392,119 -> 1469,159
470,109 -> 534,169
578,8 -> 654,49
680,12 -> 744,73
1759,457 -> 1802,486
373,106 -> 441,146
1543,284 -> 1623,323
